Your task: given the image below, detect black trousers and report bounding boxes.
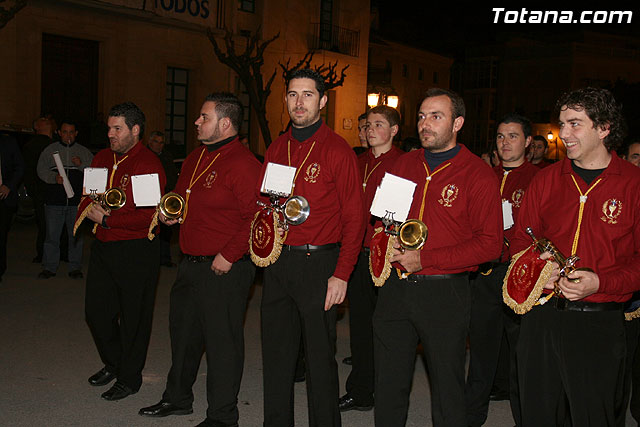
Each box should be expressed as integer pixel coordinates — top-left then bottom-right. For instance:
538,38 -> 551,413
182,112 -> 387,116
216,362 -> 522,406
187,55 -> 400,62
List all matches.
373,272 -> 470,427
620,317 -> 640,426
85,238 -> 160,391
466,263 -> 521,426
261,247 -> 341,427
345,250 -> 377,405
517,301 -> 625,426
32,195 -> 45,260
0,202 -> 16,278
162,257 -> 254,425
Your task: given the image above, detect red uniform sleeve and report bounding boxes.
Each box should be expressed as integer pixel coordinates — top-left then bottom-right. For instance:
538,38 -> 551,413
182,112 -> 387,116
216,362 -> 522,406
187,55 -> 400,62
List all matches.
331,149 -> 365,281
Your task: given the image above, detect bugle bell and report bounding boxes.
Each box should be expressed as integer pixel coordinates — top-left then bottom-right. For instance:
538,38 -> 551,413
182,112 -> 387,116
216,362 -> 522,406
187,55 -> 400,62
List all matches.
382,212 -> 428,250
283,195 -> 310,226
159,192 -> 185,221
90,187 -> 126,211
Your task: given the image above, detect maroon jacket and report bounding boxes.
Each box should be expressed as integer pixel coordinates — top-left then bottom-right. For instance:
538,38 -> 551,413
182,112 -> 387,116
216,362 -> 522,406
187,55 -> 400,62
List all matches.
257,122 -> 365,281
389,145 -> 503,275
175,138 -> 261,261
91,141 -> 166,242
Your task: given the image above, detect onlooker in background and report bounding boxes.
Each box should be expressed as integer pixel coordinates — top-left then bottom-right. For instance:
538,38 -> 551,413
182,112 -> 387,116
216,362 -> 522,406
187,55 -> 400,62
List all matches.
622,141 -> 640,167
36,119 -> 93,279
529,135 -> 551,168
0,133 -> 25,282
147,131 -> 178,267
401,136 -> 421,152
354,113 -> 369,155
22,116 -> 54,263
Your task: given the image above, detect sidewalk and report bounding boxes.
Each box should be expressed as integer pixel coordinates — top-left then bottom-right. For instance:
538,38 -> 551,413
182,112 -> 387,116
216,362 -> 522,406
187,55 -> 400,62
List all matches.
0,219 -> 522,426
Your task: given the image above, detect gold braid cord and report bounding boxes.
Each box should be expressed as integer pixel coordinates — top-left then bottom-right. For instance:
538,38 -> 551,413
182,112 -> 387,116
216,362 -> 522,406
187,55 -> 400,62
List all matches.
249,210 -> 285,267
369,228 -> 394,287
626,308 -> 640,321
147,209 -> 159,241
502,246 -> 554,315
73,197 -> 95,237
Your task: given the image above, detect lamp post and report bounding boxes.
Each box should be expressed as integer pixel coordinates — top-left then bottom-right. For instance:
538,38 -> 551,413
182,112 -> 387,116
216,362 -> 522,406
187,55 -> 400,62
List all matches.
367,90 -> 399,109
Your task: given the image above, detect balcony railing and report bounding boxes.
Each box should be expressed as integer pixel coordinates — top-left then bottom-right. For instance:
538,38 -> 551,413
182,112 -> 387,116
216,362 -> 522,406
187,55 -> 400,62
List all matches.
309,23 -> 360,57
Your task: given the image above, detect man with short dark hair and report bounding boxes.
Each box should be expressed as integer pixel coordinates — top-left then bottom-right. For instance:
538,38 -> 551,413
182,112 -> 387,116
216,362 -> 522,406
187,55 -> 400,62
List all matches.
623,141 -> 640,167
373,88 -> 503,426
510,87 -> 640,425
530,135 -> 551,168
258,69 -> 364,427
82,102 -> 166,401
36,119 -> 93,279
354,112 -> 368,155
139,93 -> 260,427
466,112 -> 538,427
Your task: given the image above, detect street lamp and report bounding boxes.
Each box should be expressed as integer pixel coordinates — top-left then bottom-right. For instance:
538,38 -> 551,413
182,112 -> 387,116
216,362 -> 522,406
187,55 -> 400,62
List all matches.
386,95 -> 399,109
367,93 -> 380,108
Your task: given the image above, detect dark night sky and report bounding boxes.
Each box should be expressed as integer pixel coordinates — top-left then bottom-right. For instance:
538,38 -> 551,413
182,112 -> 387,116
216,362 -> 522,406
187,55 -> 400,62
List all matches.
371,3 -> 640,57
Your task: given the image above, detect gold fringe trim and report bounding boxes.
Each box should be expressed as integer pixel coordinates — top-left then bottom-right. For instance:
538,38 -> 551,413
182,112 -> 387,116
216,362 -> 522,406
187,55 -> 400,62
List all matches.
626,307 -> 640,321
502,246 -> 554,315
147,210 -> 159,241
369,227 -> 394,287
73,197 -> 94,237
249,210 -> 284,267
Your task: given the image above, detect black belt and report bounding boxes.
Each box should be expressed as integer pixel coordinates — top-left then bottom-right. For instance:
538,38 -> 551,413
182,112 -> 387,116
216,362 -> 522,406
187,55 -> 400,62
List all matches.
405,271 -> 469,283
184,254 -> 250,263
552,297 -> 623,312
284,243 -> 338,253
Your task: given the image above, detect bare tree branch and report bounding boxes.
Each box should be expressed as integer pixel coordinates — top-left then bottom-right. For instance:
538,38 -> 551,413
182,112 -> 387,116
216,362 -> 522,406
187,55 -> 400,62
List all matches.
279,51 -> 349,90
0,0 -> 27,30
207,27 -> 280,147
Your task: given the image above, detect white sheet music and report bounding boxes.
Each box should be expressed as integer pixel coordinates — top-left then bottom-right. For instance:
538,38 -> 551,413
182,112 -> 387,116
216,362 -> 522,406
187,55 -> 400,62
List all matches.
131,173 -> 161,206
370,172 -> 417,223
83,167 -> 108,195
52,152 -> 74,198
261,162 -> 296,196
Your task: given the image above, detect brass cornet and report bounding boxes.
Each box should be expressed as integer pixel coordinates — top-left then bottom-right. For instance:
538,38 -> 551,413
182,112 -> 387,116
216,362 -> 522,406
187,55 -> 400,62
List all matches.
382,211 -> 428,251
90,187 -> 126,211
158,192 -> 185,221
525,227 -> 593,285
257,194 -> 311,230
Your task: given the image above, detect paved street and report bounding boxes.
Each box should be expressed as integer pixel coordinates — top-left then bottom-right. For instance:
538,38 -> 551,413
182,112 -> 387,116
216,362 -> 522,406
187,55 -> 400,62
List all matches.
2,218 -> 530,426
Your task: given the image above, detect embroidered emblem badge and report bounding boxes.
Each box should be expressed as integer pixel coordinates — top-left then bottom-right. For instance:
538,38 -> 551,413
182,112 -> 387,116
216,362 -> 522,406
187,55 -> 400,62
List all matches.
601,198 -> 622,224
204,170 -> 217,188
120,174 -> 129,189
438,184 -> 459,207
512,189 -> 525,208
304,162 -> 320,183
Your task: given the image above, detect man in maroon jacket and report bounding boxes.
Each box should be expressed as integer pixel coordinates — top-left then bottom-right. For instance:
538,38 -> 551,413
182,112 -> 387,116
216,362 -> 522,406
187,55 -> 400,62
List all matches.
373,88 -> 503,426
466,113 -> 539,427
258,69 -> 364,427
139,93 -> 261,427
84,102 -> 166,401
510,87 -> 640,426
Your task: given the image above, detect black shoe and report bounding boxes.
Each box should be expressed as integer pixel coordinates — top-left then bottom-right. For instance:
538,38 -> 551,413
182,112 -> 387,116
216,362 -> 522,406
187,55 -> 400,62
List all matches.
37,270 -> 56,279
342,356 -> 352,365
88,368 -> 116,386
489,391 -> 510,401
68,270 -> 83,279
101,381 -> 136,401
338,394 -> 373,412
139,400 -> 193,417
